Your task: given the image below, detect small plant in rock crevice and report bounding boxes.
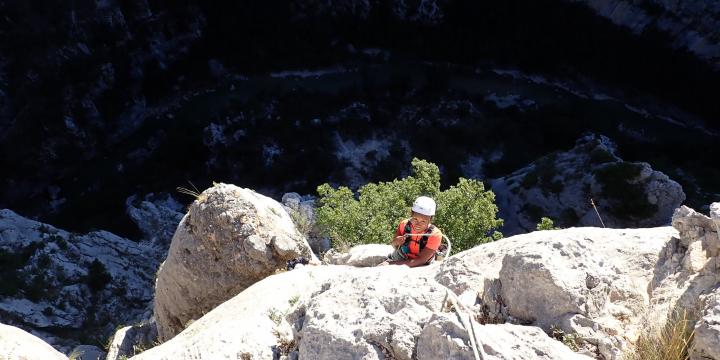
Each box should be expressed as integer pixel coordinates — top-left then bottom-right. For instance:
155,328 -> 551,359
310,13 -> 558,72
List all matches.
549,325 -> 581,352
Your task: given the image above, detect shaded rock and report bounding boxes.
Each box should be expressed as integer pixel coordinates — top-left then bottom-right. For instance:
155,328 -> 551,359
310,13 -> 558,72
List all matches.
68,345 -> 105,360
153,183 -> 315,341
323,244 -> 394,267
281,192 -> 330,255
490,134 -> 685,235
106,322 -> 157,360
0,209 -> 158,351
125,192 -> 184,250
576,0 -> 720,67
0,323 -> 67,360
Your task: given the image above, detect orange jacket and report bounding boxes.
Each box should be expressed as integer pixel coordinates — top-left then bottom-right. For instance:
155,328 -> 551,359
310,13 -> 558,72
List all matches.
396,219 -> 442,258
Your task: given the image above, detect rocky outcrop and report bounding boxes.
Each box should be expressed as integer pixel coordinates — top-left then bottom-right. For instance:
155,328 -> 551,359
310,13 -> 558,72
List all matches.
131,222 -> 697,359
292,0 -> 447,25
0,323 -> 68,360
490,134 -> 685,235
691,287 -> 720,360
133,264 -> 586,360
0,209 -> 159,352
153,183 -> 315,341
106,321 -> 157,360
125,192 -> 184,250
281,192 -> 331,255
574,0 -> 720,67
418,314 -> 591,360
121,201 -> 720,359
436,226 -> 678,359
135,266 -> 352,359
642,203 -> 720,360
650,205 -> 720,313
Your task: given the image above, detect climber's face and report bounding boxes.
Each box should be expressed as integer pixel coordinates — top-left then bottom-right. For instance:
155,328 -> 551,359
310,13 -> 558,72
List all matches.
409,212 -> 432,232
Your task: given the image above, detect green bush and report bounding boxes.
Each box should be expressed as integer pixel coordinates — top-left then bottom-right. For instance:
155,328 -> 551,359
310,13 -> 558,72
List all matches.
536,217 -> 559,231
315,158 -> 503,253
594,162 -> 658,220
86,259 -> 112,292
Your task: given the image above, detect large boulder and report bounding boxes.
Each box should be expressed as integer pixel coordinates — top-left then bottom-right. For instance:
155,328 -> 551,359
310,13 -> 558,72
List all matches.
436,226 -> 678,359
153,183 -> 315,341
0,323 -> 68,360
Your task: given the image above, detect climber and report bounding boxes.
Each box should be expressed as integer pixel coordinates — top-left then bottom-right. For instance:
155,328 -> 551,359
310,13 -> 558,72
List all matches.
378,196 -> 443,267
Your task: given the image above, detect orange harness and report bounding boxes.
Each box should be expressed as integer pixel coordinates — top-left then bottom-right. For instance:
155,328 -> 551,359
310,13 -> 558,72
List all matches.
400,220 -> 435,258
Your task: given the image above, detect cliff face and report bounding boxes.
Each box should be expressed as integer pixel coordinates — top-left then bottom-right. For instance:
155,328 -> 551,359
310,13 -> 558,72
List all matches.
0,0 -> 204,234
573,0 -> 720,68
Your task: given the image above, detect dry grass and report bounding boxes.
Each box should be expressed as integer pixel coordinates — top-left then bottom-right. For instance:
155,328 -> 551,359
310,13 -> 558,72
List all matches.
626,308 -> 696,360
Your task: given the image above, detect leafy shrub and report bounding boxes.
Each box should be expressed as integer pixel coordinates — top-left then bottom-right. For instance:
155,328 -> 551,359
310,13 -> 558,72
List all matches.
594,162 -> 658,220
315,158 -> 503,253
536,217 -> 559,231
549,325 -> 581,351
86,259 -> 112,292
589,147 -> 615,164
25,272 -> 50,301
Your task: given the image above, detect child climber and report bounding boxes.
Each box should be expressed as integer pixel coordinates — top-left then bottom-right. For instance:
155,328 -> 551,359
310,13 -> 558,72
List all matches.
378,196 -> 443,267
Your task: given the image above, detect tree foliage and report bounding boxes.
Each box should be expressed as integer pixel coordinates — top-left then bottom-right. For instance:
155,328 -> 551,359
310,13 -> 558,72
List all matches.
536,217 -> 559,231
315,158 -> 503,253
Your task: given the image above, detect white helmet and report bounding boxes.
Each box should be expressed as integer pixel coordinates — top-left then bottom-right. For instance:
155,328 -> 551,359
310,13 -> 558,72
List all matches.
412,196 -> 436,216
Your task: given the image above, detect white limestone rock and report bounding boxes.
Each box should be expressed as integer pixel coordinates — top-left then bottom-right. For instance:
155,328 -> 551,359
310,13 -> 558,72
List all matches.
417,313 -> 592,360
0,322 -> 68,360
120,204 -> 720,359
153,183 -> 316,341
436,226 -> 678,359
133,266 -> 354,360
323,244 -> 394,267
691,287 -> 720,360
295,266 -> 447,360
